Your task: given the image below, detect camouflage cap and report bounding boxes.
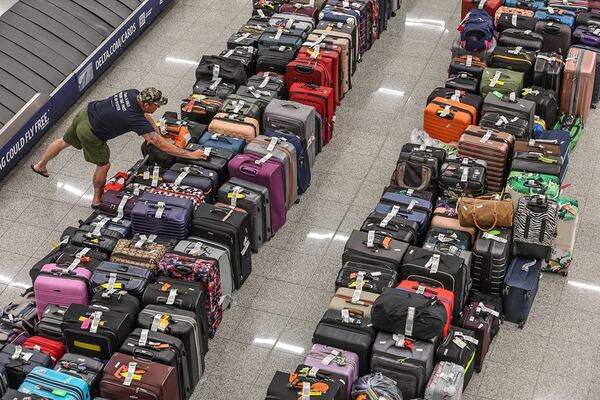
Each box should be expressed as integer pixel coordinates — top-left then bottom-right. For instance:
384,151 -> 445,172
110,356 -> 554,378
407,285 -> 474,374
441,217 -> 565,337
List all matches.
140,87 -> 168,105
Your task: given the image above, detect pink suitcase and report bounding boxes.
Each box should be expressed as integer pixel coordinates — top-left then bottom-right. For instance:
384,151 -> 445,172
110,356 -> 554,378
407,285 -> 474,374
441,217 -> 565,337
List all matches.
303,344 -> 359,400
34,263 -> 91,319
228,152 -> 287,234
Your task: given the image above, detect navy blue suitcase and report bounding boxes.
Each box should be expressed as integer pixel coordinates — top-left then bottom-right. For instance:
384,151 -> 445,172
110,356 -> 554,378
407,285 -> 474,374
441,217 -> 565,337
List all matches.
264,130 -> 311,194
534,130 -> 571,182
89,261 -> 154,297
131,192 -> 195,240
502,258 -> 542,328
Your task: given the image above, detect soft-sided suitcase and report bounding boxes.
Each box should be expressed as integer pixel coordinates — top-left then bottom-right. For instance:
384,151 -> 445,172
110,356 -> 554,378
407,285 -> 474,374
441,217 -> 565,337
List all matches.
190,203 -> 252,289
479,67 -> 525,96
18,367 -> 90,400
448,55 -> 487,82
375,191 -> 433,235
22,336 -> 65,365
89,261 -> 153,298
445,73 -> 480,94
228,153 -> 286,234
438,157 -> 487,197
137,305 -> 204,389
424,97 -> 477,143
498,28 -> 543,51
543,197 -> 578,276
90,289 -> 140,321
120,329 -> 191,400
198,131 -> 245,154
34,263 -> 91,320
312,309 -> 376,375
37,305 -> 67,343
560,46 -> 597,123
360,211 -> 419,245
481,91 -> 535,133
471,228 -> 512,295
328,288 -> 378,317
502,258 -> 541,328
55,354 -> 103,397
335,261 -> 398,294
458,125 -> 514,193
100,353 -> 180,400
303,344 -> 359,400
342,229 -> 410,272
399,246 -> 469,317
424,362 -> 465,400
180,95 -> 223,125
397,280 -> 454,338
266,370 -> 344,400
0,344 -> 52,389
195,55 -> 247,89
81,213 -> 133,238
435,327 -> 477,389
522,86 -> 559,128
503,0 -> 545,10
109,239 -> 166,275
489,46 -> 536,85
513,195 -> 559,261
455,300 -> 499,372
496,12 -> 537,31
263,99 -> 317,159
288,82 -> 335,147
390,145 -> 445,192
548,0 -> 588,12
505,171 -> 561,207
533,52 -> 564,92
371,331 -> 435,400
431,199 -> 477,243
573,24 -> 600,49
264,130 -> 312,195
298,43 -> 343,104
461,0 -> 502,20
535,21 -> 572,59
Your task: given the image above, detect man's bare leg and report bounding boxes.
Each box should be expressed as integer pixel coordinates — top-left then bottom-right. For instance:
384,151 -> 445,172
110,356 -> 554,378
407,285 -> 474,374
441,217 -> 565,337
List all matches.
32,138 -> 71,176
92,163 -> 110,207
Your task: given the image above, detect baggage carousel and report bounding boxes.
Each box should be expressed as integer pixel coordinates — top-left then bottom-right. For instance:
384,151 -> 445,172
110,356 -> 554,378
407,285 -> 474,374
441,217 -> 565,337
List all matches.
0,0 -> 171,179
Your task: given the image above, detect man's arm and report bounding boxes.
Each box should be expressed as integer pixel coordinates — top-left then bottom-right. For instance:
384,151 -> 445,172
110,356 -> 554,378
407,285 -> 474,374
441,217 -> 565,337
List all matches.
142,113 -> 201,159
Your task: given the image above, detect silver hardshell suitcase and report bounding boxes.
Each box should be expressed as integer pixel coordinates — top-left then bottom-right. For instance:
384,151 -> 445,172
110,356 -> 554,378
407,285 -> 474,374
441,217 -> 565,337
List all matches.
424,362 -> 465,400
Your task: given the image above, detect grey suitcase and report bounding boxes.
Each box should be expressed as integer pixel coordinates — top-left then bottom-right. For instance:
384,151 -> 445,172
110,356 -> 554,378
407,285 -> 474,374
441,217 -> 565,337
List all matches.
227,177 -> 272,239
451,34 -> 497,63
480,92 -> 536,134
218,180 -> 268,251
245,135 -> 298,208
371,331 -> 435,399
269,13 -> 316,32
263,99 -> 317,169
424,362 -> 465,400
174,237 -> 234,299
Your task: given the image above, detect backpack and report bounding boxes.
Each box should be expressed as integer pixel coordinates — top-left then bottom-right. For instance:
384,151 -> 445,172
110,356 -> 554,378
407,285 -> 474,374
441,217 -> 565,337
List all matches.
460,9 -> 495,52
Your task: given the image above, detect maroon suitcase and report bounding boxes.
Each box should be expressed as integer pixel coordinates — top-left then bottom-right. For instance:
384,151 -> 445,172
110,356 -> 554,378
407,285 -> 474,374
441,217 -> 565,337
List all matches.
100,352 -> 180,400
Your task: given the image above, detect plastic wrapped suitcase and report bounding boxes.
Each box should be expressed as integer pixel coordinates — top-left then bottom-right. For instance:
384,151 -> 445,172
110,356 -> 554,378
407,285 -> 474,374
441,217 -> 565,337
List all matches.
360,211 -> 419,244
455,301 -> 499,372
100,353 -> 180,400
312,309 -> 376,375
458,125 -> 514,193
335,261 -> 399,294
502,258 -> 541,328
371,331 -> 435,400
435,327 -> 477,389
543,197 -> 578,276
424,362 -> 465,400
18,367 -> 90,400
560,46 -> 597,124
342,230 -> 410,271
89,261 -> 154,298
303,344 -> 359,400
471,227 -> 512,295
535,21 -> 572,59
34,263 -> 91,320
424,97 -> 477,143
120,329 -> 191,400
137,305 -> 204,388
55,354 -> 104,397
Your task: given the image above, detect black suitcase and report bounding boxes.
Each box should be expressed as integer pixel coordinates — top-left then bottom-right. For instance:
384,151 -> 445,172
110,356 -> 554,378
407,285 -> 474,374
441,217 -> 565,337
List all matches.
89,261 -> 155,298
498,28 -> 543,51
191,203 -> 252,289
335,261 -> 398,294
448,56 -> 486,81
480,112 -> 530,138
175,144 -> 234,185
163,162 -> 219,196
120,328 -> 192,400
521,86 -> 559,127
445,73 -> 480,94
438,157 -> 487,197
0,344 -> 53,388
62,304 -> 133,360
63,226 -> 120,254
342,230 -> 410,272
496,13 -> 537,32
471,228 -> 512,295
489,46 -> 536,85
141,277 -> 210,356
381,186 -> 438,206
30,244 -> 108,281
532,52 -> 563,93
90,290 -> 140,321
312,309 -> 376,376
247,74 -> 287,99
55,353 -> 104,396
399,246 -> 470,317
257,46 -> 297,75
435,326 -> 477,388
266,370 -> 345,400
37,304 -> 68,342
137,305 -> 205,388
424,227 -> 471,251
426,87 -> 482,114
360,211 -> 419,244
1,389 -> 49,399
193,78 -> 237,100
220,47 -> 257,76
227,32 -> 260,49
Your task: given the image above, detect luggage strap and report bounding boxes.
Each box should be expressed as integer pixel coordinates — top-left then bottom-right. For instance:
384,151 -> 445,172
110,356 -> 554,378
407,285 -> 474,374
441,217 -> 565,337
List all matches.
135,234 -> 157,248
154,202 -> 166,219
91,217 -> 110,237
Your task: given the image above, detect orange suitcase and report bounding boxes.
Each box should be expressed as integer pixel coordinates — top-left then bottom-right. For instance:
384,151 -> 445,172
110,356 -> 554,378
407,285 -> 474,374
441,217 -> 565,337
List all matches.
424,97 -> 477,144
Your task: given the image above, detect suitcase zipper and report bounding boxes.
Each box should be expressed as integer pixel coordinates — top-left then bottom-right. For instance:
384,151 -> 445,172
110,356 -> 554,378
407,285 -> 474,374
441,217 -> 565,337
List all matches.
101,380 -> 159,400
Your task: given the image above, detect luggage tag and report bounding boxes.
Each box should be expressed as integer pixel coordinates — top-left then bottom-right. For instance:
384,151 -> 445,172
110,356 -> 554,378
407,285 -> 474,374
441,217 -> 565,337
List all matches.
524,29 -> 532,35
274,28 -> 283,40
477,302 -> 500,317
204,147 -> 212,158
379,205 -> 399,228
90,217 -> 110,237
451,90 -> 461,102
482,232 -> 508,243
267,137 -> 279,152
480,130 -> 493,143
230,186 -> 243,208
255,153 -> 273,165
154,202 -> 166,219
158,118 -> 167,135
150,314 -> 170,332
307,366 -> 319,378
453,337 -> 467,349
548,6 -> 555,13
465,55 -> 472,67
174,169 -> 190,187
241,237 -> 251,255
594,27 -> 600,36
321,349 -> 341,366
341,308 -> 350,323
495,115 -> 509,127
489,71 -> 503,87
425,254 -> 440,273
366,230 -> 375,248
150,166 -> 160,188
223,49 -> 234,58
511,14 -> 518,26
301,382 -> 311,400
478,0 -> 487,8
123,362 -> 137,386
508,46 -> 523,55
105,273 -> 118,295
285,18 -> 295,29
138,329 -> 149,347
166,289 -> 178,305
521,259 -> 537,272
439,105 -> 451,118
63,258 -> 81,275
235,33 -> 250,43
392,333 -> 405,347
232,100 -> 246,114
407,200 -> 417,212
404,307 -> 415,337
509,92 -> 516,102
89,311 -> 103,334
350,286 -> 363,305
460,166 -> 470,182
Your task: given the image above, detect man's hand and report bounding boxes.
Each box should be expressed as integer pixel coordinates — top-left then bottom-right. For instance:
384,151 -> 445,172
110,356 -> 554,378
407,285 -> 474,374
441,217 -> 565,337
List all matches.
142,132 -> 208,160
184,149 -> 209,160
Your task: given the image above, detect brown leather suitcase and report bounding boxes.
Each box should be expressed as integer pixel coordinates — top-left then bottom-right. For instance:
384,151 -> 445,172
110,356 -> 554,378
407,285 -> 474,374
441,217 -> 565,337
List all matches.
207,112 -> 260,142
100,352 -> 181,400
560,47 -> 597,123
458,125 -> 514,193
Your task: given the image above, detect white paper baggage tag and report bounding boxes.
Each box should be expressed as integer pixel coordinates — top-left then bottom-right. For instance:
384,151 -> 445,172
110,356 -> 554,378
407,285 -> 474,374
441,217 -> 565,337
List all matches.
257,9 -> 266,18
32,345 -> 41,352
379,209 -> 396,227
166,289 -> 178,305
460,166 -> 469,182
508,46 -> 523,55
462,335 -> 479,345
509,92 -> 516,102
366,230 -> 375,248
511,14 -> 518,26
151,166 -> 160,187
267,137 -> 278,152
425,254 -> 440,273
478,302 -> 500,317
480,130 -> 493,143
154,202 -> 166,219
342,0 -> 350,7
11,346 -> 22,360
107,273 -> 117,293
490,70 -> 502,87
285,18 -> 295,29
224,49 -> 234,58
548,6 -> 555,13
65,258 -> 80,273
230,186 -> 242,208
308,366 -> 319,377
405,307 -> 415,337
174,170 -> 189,187
158,118 -> 167,135
209,77 -> 222,91
232,100 -> 245,114
301,382 -> 311,400
241,236 -> 250,255
355,271 -> 365,287
453,337 -> 467,349
235,33 -> 250,43
132,183 -> 141,196
341,309 -> 350,323
138,329 -> 149,346
123,362 -> 137,386
392,333 -> 405,347
482,231 -> 508,244
321,349 -> 340,365
407,199 -> 417,211
89,311 -> 102,334
274,28 -> 283,40
465,55 -> 473,67
351,287 -> 362,304
151,314 -> 162,331
75,247 -> 90,259
255,153 -> 273,165
495,115 -> 509,126
143,170 -> 150,180
511,116 -> 520,122
212,64 -> 220,80
202,147 -> 212,158
478,0 -> 487,8
594,28 -> 600,36
440,105 -> 451,117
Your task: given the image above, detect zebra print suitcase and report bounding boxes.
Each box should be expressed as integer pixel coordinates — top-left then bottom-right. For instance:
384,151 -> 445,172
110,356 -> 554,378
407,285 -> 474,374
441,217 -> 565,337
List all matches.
513,195 -> 559,262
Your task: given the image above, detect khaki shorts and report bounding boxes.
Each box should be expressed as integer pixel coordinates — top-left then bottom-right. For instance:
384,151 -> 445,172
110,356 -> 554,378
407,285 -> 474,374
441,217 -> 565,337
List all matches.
63,109 -> 110,166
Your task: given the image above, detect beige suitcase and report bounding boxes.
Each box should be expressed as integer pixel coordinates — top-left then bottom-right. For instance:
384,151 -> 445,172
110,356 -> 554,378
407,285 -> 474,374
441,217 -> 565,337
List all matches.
328,287 -> 379,317
208,112 -> 260,142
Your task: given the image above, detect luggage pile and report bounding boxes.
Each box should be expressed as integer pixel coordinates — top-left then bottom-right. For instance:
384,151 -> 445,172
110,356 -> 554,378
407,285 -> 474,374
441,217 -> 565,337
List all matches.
265,1 -> 590,399
0,0 -> 407,399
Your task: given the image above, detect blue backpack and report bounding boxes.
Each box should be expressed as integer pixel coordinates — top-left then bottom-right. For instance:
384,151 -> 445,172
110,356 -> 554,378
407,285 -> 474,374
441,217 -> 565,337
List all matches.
460,9 -> 495,52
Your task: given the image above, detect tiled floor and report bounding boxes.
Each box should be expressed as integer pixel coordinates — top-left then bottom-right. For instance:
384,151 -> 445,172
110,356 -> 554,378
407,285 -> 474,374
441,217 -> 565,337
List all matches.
2,0 -> 600,399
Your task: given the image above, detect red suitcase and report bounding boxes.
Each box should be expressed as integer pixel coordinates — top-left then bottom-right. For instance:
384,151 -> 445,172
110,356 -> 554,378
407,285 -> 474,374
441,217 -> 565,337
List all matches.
461,0 -> 502,19
286,55 -> 335,93
299,44 -> 342,105
23,336 -> 66,365
289,82 -> 336,146
279,3 -> 319,19
397,280 -> 454,338
100,352 -> 180,400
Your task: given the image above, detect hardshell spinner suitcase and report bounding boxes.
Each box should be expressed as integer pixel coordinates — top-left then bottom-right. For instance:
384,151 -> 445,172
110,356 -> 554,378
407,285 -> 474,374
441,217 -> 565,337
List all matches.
435,327 -> 477,389
100,353 -> 180,400
471,228 -> 512,295
513,195 -> 559,261
307,32 -> 352,94
55,354 -> 103,396
34,263 -> 91,320
533,52 -> 564,92
424,97 -> 477,143
479,112 -> 530,138
560,46 -> 597,123
502,258 -> 541,327
543,197 -> 578,276
137,305 -> 204,388
207,112 -> 260,142
190,203 -> 252,289
90,291 -> 143,321
312,309 -> 376,375
303,344 -> 359,400
522,86 -> 559,128
371,331 -> 435,400
120,329 -> 191,400
424,362 -> 465,400
342,229 -> 410,271
18,367 -> 90,400
456,301 -> 499,372
572,44 -> 600,108
426,88 -> 482,112
458,125 -> 514,193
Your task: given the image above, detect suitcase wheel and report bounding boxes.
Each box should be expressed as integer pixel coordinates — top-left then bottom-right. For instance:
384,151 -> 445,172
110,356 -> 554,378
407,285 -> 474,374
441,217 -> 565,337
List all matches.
518,321 -> 526,329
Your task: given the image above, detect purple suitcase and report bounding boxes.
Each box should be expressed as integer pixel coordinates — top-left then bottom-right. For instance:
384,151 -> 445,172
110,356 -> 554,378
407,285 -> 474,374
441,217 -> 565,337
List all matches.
131,192 -> 195,239
303,344 -> 359,400
99,190 -> 138,220
33,263 -> 91,320
228,152 -> 287,234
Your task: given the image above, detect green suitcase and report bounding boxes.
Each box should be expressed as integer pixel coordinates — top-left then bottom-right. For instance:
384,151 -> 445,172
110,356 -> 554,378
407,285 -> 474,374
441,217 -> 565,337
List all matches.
480,67 -> 525,97
505,171 -> 561,207
554,114 -> 583,151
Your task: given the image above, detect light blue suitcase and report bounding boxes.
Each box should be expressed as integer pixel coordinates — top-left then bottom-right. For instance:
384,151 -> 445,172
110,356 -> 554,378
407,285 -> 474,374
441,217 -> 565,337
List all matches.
19,366 -> 91,400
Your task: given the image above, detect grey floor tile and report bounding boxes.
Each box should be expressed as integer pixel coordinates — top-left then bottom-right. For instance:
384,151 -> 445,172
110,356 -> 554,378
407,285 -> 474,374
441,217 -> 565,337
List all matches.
0,191 -> 34,221
250,279 -> 304,317
551,306 -> 600,346
230,308 -> 288,349
38,174 -> 91,205
231,274 -> 264,308
285,224 -> 335,257
0,223 -> 52,257
300,199 -> 350,231
487,329 -> 547,370
0,252 -> 31,286
542,338 -> 597,382
588,383 -> 600,400
212,340 -> 271,385
274,318 -> 316,356
17,199 -> 73,231
255,349 -> 304,388
294,286 -> 333,324
478,361 -> 538,400
308,256 -> 342,292
337,206 -> 372,234
267,250 -> 319,285
533,373 -> 590,400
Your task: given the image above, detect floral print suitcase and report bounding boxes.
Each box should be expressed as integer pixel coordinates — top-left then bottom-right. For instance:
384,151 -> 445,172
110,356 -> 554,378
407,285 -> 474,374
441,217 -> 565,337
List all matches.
542,197 -> 579,275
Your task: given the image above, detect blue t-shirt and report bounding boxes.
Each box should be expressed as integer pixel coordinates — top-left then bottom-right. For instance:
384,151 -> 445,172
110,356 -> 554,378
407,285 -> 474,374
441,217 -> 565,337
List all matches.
87,89 -> 155,141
